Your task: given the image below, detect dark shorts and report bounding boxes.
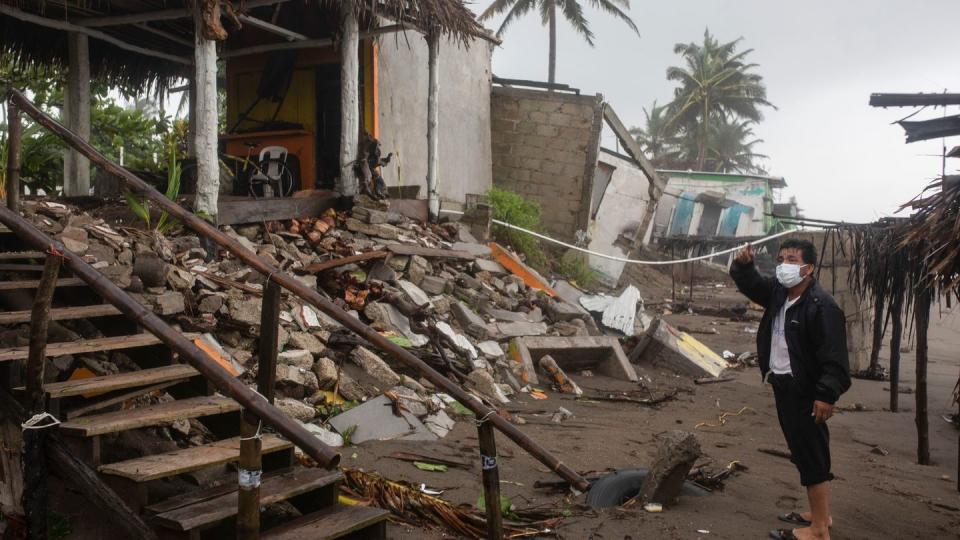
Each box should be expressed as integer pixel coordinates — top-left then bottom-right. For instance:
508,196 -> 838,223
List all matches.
769,373 -> 834,486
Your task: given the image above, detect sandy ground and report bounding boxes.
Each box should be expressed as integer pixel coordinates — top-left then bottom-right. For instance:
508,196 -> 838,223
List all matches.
371,284 -> 960,540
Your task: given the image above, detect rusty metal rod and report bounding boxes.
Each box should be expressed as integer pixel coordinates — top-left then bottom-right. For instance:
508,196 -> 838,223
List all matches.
0,203 -> 340,469
6,87 -> 591,492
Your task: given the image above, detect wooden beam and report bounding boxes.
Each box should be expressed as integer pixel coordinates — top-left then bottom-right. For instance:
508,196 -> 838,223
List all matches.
64,31 -> 92,197
135,23 -> 194,48
477,421 -> 503,539
237,14 -> 306,41
220,25 -> 406,58
303,250 -> 388,273
602,106 -> 665,192
0,4 -> 191,65
76,0 -> 289,27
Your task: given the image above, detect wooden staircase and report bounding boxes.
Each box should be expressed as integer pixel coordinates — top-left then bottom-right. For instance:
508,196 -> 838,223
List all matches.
0,248 -> 389,539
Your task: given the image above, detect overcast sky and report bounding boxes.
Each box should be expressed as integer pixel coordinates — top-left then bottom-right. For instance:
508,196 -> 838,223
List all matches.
472,0 -> 960,222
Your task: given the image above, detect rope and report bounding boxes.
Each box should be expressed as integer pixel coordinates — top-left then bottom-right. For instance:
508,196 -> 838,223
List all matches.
240,419 -> 263,441
45,244 -> 69,261
439,209 -> 796,266
21,412 -> 60,431
474,410 -> 496,426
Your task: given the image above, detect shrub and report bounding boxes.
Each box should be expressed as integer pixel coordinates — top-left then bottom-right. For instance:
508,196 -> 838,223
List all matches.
558,249 -> 598,289
487,187 -> 548,269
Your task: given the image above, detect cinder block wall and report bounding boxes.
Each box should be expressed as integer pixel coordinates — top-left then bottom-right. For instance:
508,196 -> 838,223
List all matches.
490,87 -> 604,241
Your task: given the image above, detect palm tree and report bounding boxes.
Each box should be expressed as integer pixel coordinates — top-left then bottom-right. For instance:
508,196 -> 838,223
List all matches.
480,0 -> 638,85
629,100 -> 678,165
666,29 -> 774,170
705,114 -> 768,174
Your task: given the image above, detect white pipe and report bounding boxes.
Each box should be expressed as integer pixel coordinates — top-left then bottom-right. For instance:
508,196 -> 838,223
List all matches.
426,32 -> 440,221
440,209 -> 797,266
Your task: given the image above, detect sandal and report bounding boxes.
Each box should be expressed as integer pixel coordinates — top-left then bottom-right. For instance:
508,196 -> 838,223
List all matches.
778,512 -> 812,526
769,530 -> 798,540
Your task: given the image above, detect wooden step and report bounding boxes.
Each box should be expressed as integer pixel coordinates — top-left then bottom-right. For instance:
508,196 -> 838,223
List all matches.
0,251 -> 45,260
149,468 -> 343,532
0,263 -> 46,272
0,304 -> 121,325
99,434 -> 293,482
59,395 -> 240,437
0,277 -> 86,290
25,364 -> 200,399
262,505 -> 389,540
0,333 -> 198,363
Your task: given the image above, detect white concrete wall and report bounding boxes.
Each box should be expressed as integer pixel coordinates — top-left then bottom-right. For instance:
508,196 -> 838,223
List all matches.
377,32 -> 493,208
586,152 -> 655,285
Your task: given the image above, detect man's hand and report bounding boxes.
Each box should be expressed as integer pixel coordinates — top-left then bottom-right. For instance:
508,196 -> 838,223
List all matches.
735,243 -> 755,265
812,400 -> 834,424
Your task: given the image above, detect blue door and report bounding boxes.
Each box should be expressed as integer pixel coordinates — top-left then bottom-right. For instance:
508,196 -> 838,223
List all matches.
670,193 -> 695,235
718,203 -> 750,237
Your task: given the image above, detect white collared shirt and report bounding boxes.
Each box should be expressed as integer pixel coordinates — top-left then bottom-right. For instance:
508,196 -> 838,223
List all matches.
770,296 -> 799,375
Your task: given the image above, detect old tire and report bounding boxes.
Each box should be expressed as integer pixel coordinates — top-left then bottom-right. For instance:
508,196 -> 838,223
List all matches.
585,468 -> 709,508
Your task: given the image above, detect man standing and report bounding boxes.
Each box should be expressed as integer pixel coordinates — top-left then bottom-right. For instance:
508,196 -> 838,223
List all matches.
730,239 -> 851,540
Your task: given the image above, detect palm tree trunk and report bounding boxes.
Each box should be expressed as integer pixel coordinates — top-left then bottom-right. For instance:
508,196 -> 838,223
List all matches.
548,1 -> 557,85
696,98 -> 708,170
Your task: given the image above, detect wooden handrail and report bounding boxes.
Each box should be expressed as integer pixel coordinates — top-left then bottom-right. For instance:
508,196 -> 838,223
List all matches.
5,87 -> 591,492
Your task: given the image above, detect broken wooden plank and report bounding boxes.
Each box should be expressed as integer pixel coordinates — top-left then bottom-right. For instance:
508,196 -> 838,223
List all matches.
65,381 -> 180,419
99,434 -> 292,482
216,192 -> 337,226
385,244 -> 474,260
0,278 -> 85,290
26,364 -> 199,399
261,505 -> 389,540
0,304 -> 121,325
303,250 -> 388,273
151,468 -> 342,531
0,333 -> 197,363
0,263 -> 45,272
59,395 -> 240,437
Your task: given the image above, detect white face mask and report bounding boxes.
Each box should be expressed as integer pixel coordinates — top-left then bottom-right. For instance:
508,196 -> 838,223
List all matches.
776,263 -> 809,288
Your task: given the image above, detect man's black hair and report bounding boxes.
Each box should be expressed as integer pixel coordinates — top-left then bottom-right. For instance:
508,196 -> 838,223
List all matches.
778,239 -> 818,266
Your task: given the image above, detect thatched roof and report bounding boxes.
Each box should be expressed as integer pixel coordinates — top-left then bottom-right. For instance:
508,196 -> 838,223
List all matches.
1,0 -> 486,92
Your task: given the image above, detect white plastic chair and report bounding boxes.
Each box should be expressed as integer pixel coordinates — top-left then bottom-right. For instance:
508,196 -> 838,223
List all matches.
250,145 -> 289,197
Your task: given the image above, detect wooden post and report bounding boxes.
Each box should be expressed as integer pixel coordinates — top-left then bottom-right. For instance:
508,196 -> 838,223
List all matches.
22,253 -> 61,539
337,2 -> 359,199
868,295 -> 885,374
257,280 -> 281,404
426,30 -> 440,221
236,280 -> 281,538
477,419 -> 502,540
63,32 -> 91,197
193,12 -> 220,220
236,410 -> 262,540
5,100 -> 21,211
914,288 -> 930,465
889,289 -> 904,412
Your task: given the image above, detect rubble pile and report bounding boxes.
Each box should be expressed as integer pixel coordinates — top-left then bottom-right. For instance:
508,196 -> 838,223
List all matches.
3,197 -> 656,453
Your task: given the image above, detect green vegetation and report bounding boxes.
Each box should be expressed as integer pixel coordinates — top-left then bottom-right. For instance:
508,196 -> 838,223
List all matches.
631,29 -> 774,175
479,0 -> 638,84
558,250 -> 598,289
487,187 -> 548,270
124,148 -> 181,233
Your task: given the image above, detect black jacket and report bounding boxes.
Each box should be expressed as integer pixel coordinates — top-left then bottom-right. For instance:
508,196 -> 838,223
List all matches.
729,260 -> 851,404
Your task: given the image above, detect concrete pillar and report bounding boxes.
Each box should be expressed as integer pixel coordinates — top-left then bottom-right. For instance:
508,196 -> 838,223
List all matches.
193,16 -> 220,220
426,31 -> 440,220
63,32 -> 90,197
338,4 -> 359,198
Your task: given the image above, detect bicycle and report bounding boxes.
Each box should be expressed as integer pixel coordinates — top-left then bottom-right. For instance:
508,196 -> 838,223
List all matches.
181,141 -> 296,199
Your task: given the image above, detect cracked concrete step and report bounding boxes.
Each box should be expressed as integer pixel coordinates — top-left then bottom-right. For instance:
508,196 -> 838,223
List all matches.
19,364 -> 200,399
59,395 -> 240,437
99,434 -> 292,482
0,277 -> 86,290
0,303 -> 121,325
262,505 -> 389,540
0,332 -> 199,363
147,467 -> 343,532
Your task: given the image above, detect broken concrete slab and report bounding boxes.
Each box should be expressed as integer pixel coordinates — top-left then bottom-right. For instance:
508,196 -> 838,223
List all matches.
474,258 -> 506,275
364,302 -> 429,347
637,431 -> 701,507
312,357 -> 339,389
406,255 -> 431,285
275,397 -> 317,422
487,321 -> 549,339
635,318 -> 729,378
229,297 -> 263,326
451,242 -> 492,258
302,422 -> 344,447
423,409 -> 456,438
328,394 -> 437,444
544,298 -> 586,323
538,355 -> 583,396
278,349 -> 314,369
482,304 -> 543,323
276,364 -> 319,398
467,369 -> 510,404
419,275 -> 448,296
477,340 -> 504,359
397,280 -> 432,309
288,332 -> 325,356
508,335 -> 638,385
452,301 -> 488,339
350,346 -> 401,388
435,321 -> 479,362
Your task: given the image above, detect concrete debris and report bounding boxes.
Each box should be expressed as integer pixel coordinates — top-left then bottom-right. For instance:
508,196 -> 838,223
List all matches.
397,280 -> 432,309
538,355 -> 583,396
350,346 -> 402,388
435,321 -> 479,361
451,301 -> 488,339
467,369 -> 510,404
278,349 -> 314,369
329,395 -> 437,443
509,336 -> 638,384
419,275 -> 449,295
636,431 -> 702,507
423,409 -> 456,438
275,397 -> 317,422
477,340 -> 505,359
487,321 -> 549,338
580,285 -> 645,336
551,407 -> 574,423
302,423 -> 344,447
635,318 -> 729,378
364,302 -> 429,347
